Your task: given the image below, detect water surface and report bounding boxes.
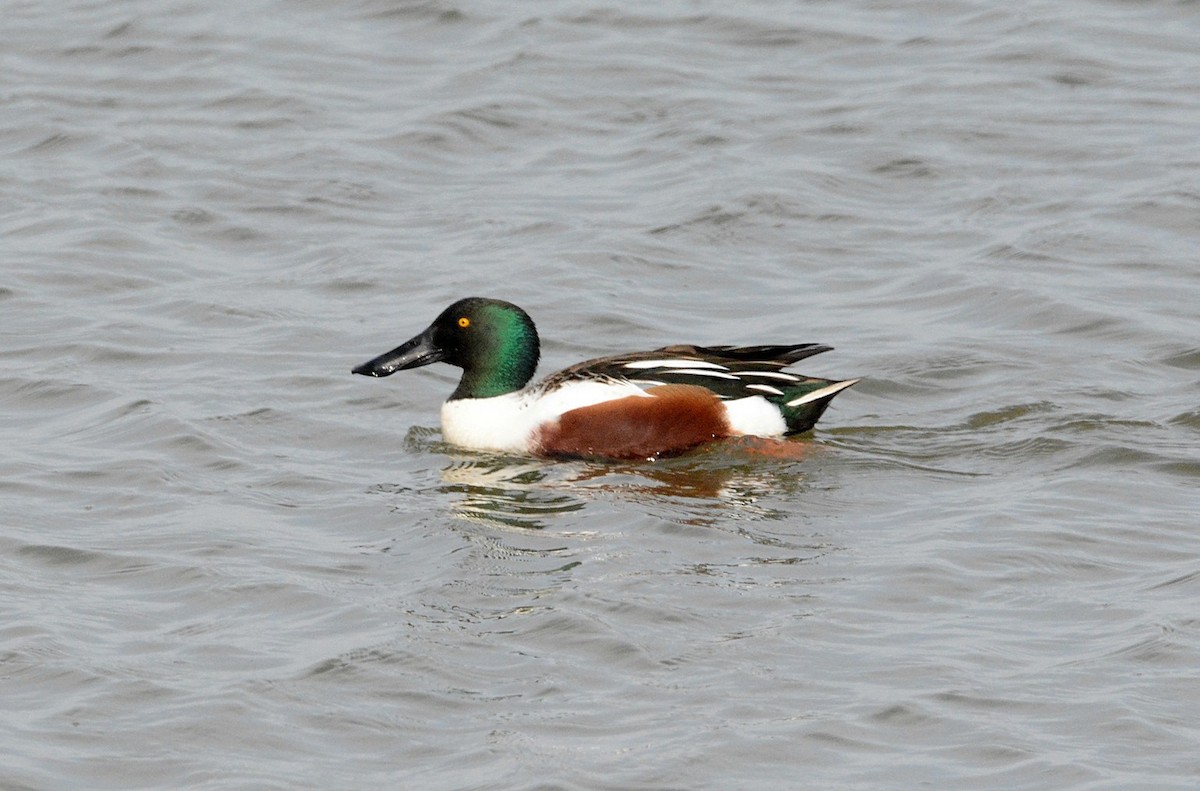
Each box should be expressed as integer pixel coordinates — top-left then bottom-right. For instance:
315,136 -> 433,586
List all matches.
3,0 -> 1199,788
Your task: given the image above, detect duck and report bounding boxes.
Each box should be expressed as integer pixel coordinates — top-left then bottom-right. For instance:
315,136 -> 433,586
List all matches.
352,297 -> 858,460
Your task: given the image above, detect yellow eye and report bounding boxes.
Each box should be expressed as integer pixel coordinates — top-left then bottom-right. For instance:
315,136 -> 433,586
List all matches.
457,317 -> 470,328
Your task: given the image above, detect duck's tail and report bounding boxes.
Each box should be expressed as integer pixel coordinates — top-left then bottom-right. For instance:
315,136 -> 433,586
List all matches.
778,378 -> 860,434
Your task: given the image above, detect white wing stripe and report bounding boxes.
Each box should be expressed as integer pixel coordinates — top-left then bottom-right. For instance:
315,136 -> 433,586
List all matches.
624,359 -> 729,370
668,369 -> 739,379
731,370 -> 801,381
746,383 -> 785,396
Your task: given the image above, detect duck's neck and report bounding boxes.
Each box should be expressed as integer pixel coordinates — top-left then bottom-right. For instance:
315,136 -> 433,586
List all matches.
450,343 -> 539,400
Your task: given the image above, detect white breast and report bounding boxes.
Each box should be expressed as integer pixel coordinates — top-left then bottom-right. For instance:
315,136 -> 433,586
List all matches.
440,393 -> 534,453
439,380 -> 648,453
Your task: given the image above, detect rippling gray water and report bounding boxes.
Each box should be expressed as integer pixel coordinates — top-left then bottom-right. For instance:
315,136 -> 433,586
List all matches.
4,0 -> 1199,788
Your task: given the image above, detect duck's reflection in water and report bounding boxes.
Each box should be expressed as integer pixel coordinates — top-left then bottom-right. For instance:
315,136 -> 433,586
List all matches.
434,435 -> 828,531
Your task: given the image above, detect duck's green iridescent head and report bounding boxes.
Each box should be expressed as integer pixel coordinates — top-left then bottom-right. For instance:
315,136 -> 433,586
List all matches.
352,297 -> 540,400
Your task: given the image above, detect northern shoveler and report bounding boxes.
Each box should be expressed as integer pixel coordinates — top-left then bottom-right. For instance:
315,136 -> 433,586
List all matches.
352,297 -> 858,460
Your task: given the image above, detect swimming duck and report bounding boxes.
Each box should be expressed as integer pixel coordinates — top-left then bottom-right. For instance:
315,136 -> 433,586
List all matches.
352,297 -> 857,460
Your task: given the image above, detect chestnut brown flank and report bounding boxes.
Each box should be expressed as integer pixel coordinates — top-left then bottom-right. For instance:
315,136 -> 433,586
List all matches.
534,384 -> 731,459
